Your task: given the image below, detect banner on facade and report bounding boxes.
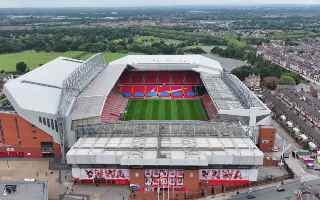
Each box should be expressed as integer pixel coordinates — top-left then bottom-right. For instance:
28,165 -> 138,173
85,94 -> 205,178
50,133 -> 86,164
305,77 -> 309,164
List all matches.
144,169 -> 184,191
199,169 -> 258,181
73,168 -> 129,180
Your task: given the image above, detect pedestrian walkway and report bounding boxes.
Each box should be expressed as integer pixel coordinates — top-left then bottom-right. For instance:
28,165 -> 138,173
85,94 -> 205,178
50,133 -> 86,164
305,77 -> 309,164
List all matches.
285,157 -> 319,182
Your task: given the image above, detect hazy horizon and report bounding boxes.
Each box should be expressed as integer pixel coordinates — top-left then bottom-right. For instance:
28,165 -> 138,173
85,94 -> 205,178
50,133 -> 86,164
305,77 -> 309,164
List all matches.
0,0 -> 319,8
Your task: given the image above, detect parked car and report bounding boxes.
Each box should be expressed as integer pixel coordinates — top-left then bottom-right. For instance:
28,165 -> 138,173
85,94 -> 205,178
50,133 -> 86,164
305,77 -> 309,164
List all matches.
276,186 -> 285,192
246,194 -> 256,199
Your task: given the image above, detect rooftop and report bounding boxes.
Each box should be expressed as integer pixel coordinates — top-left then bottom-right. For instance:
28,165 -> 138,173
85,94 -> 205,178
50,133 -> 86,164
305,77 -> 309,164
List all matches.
4,57 -> 83,115
0,181 -> 48,200
74,120 -> 248,138
67,136 -> 263,166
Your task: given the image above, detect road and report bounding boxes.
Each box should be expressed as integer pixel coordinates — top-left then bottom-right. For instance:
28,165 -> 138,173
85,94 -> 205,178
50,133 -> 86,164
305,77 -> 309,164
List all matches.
271,120 -> 320,178
231,178 -> 320,200
204,54 -> 247,72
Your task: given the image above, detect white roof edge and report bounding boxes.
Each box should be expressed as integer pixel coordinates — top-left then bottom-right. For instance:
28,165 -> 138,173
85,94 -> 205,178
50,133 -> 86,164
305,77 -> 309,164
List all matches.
109,54 -> 223,73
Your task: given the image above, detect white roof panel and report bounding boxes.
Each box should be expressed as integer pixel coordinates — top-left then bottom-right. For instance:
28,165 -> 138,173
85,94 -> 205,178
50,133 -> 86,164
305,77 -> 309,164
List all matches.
4,57 -> 83,115
5,79 -> 61,114
67,136 -> 263,166
21,57 -> 83,88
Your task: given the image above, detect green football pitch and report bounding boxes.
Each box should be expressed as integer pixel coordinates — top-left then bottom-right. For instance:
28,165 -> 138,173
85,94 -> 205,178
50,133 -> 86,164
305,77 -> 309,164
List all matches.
124,99 -> 208,121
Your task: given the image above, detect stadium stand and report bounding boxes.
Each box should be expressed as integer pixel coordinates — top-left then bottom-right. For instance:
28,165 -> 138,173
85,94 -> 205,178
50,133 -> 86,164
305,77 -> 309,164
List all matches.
131,71 -> 143,84
183,86 -> 195,98
158,85 -> 171,97
144,71 -> 158,84
202,94 -> 217,120
146,85 -> 158,97
119,86 -> 132,97
158,71 -> 171,84
118,71 -> 201,85
185,71 -> 201,84
171,85 -> 183,98
117,71 -> 202,98
133,86 -> 145,97
171,71 -> 184,84
118,71 -> 131,84
101,91 -> 128,123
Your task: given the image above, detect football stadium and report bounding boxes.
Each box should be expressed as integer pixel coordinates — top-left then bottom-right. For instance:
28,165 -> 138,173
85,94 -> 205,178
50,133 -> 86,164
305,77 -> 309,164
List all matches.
0,54 -> 273,199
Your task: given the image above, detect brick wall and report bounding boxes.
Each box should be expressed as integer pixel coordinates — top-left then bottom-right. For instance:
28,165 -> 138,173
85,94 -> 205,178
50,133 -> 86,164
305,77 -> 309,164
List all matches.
0,112 -> 61,158
258,126 -> 276,152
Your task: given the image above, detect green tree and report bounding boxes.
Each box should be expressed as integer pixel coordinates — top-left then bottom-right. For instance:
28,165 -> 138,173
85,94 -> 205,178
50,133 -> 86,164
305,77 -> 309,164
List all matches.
279,75 -> 296,85
16,62 -> 28,74
231,65 -> 255,81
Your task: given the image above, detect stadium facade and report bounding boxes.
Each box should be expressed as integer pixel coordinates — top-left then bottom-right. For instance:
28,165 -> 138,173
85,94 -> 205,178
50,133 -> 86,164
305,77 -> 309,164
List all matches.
0,54 -> 273,198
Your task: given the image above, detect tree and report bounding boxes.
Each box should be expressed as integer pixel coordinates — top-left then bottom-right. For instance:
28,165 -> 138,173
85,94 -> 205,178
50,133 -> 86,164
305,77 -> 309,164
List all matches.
231,65 -> 255,81
263,76 -> 279,90
279,75 -> 296,85
16,62 -> 28,74
183,47 -> 206,54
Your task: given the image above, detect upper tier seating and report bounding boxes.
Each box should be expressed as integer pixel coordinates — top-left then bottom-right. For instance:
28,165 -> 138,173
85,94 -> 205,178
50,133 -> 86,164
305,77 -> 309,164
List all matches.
145,71 -> 158,84
118,71 -> 201,85
171,71 -> 185,84
185,71 -> 201,84
158,71 -> 171,84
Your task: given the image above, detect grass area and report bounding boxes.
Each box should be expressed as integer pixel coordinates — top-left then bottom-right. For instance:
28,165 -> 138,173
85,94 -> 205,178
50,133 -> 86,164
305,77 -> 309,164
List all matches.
271,31 -> 320,40
134,35 -> 182,45
124,99 -> 208,121
0,51 -> 127,72
0,51 -> 92,72
224,34 -> 247,49
104,52 -> 127,63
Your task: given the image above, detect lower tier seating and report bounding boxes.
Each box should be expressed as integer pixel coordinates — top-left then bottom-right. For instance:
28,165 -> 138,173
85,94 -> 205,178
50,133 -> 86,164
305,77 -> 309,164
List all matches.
202,94 -> 217,120
118,85 -> 198,98
101,91 -> 128,123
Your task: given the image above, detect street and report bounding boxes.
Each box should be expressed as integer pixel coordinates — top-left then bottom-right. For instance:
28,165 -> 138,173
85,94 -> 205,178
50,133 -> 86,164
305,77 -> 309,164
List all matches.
231,178 -> 320,200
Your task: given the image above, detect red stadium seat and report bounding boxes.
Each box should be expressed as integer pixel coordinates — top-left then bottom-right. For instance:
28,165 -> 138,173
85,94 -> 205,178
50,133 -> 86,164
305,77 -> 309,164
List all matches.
144,71 -> 158,84
171,71 -> 185,84
158,71 -> 170,84
202,94 -> 217,120
171,85 -> 184,98
146,85 -> 158,97
117,71 -> 202,99
118,71 -> 131,84
133,86 -> 146,97
158,85 -> 171,97
130,72 -> 143,84
185,71 -> 200,84
101,91 -> 129,123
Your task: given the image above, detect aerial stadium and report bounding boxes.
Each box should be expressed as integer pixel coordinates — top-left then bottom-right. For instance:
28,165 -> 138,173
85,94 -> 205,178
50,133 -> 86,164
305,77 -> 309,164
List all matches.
0,54 -> 273,199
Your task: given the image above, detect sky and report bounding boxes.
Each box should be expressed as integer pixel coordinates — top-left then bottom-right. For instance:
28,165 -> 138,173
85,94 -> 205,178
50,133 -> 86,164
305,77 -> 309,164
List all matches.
0,0 -> 319,8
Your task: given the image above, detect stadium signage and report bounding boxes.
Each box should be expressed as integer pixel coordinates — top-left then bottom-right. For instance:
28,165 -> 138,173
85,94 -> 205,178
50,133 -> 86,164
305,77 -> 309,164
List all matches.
144,169 -> 184,191
200,169 -> 242,180
199,169 -> 258,181
74,168 -> 129,180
